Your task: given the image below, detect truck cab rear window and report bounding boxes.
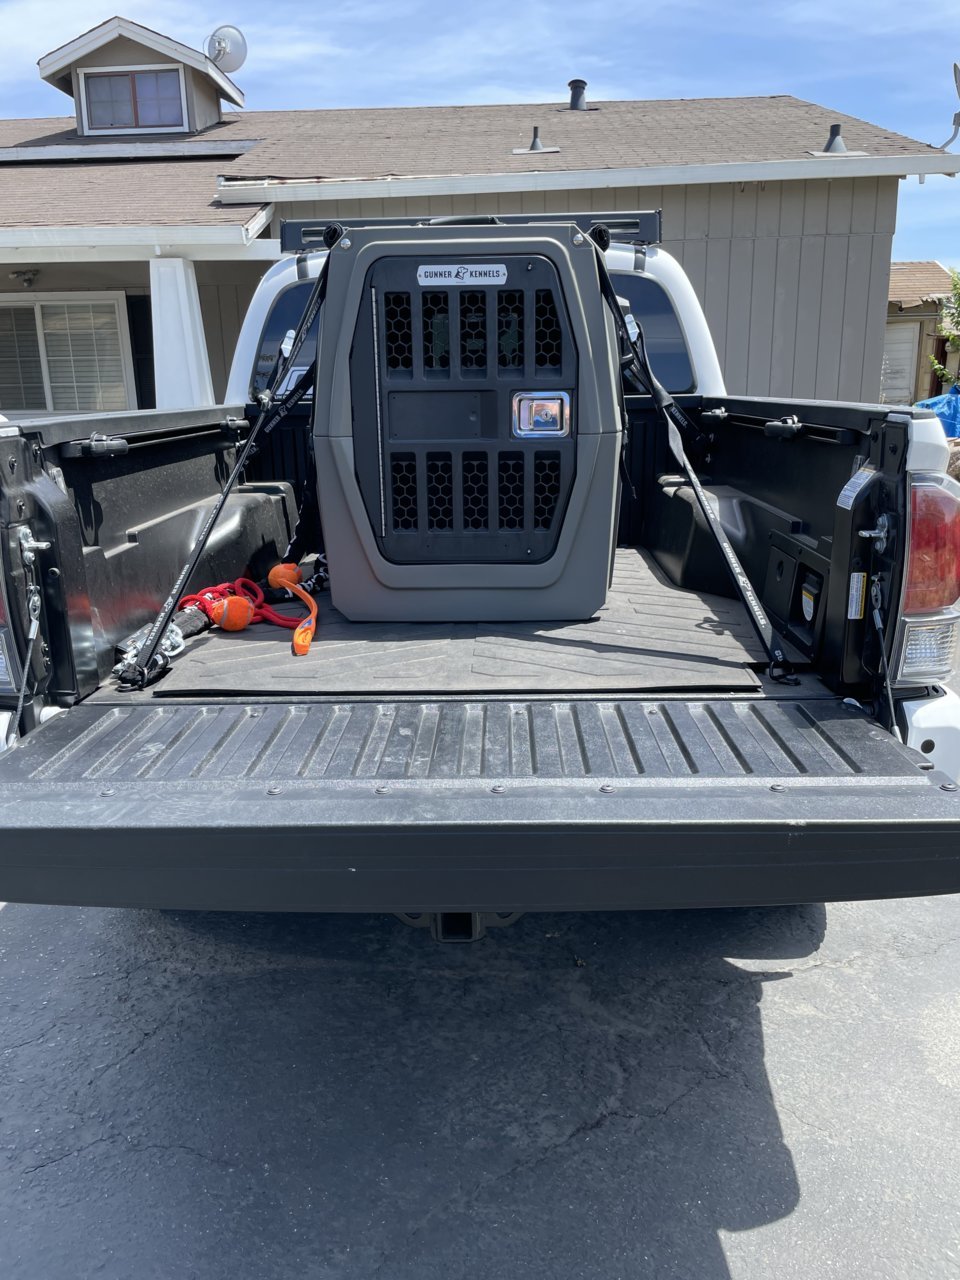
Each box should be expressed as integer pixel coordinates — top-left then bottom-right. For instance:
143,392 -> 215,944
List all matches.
251,282 -> 319,398
254,274 -> 695,398
611,273 -> 695,393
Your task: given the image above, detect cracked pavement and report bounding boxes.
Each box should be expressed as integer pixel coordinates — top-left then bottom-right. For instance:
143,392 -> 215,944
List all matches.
1,897 -> 960,1279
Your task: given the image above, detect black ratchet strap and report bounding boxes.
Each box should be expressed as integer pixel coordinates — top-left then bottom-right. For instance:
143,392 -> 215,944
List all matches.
592,241 -> 798,684
118,248 -> 333,689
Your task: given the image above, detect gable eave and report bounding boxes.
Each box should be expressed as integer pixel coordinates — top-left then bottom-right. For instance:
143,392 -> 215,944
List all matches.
38,15 -> 244,108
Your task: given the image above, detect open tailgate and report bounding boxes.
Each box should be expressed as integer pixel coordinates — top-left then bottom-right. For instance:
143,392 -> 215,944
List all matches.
1,696 -> 959,912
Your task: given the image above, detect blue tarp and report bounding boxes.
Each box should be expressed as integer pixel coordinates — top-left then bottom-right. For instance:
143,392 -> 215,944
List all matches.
916,384 -> 960,439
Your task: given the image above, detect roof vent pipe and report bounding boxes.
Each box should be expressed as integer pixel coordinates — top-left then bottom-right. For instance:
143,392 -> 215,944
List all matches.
512,125 -> 560,155
568,79 -> 587,111
822,123 -> 847,154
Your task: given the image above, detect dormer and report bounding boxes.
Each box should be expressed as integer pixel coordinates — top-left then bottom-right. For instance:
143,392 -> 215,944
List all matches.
37,15 -> 244,137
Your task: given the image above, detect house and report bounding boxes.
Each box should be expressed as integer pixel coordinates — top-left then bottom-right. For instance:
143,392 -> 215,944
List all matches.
0,14 -> 957,418
881,261 -> 957,405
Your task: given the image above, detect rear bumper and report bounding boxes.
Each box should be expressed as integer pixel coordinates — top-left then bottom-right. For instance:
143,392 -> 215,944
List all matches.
2,698 -> 960,912
3,776 -> 960,913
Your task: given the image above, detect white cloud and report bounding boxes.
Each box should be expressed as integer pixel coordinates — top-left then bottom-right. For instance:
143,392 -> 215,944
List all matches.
0,0 -> 196,75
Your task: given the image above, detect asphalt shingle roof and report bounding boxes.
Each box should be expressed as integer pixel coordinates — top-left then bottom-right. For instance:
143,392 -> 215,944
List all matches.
0,157 -> 262,228
889,261 -> 955,308
0,94 -> 947,229
215,96 -> 946,182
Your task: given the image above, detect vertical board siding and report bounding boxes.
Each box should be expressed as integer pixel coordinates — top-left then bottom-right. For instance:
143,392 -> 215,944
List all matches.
747,236 -> 778,397
271,173 -> 894,400
198,274 -> 262,400
837,234 -> 874,397
703,238 -> 732,371
770,237 -> 802,396
815,236 -> 849,398
198,283 -> 227,396
793,236 -> 827,395
725,238 -> 755,392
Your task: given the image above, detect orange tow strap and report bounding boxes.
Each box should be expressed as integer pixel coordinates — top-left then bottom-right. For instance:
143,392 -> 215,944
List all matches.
267,563 -> 318,656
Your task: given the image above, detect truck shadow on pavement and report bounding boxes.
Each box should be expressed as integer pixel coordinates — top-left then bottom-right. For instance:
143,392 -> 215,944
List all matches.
0,903 -> 826,1280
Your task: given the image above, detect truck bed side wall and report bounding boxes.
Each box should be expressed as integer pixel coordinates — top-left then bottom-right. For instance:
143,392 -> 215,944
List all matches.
0,410 -> 297,702
624,394 -> 909,688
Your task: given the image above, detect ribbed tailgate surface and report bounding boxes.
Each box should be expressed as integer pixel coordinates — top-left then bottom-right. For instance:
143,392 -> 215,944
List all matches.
1,698 -> 929,785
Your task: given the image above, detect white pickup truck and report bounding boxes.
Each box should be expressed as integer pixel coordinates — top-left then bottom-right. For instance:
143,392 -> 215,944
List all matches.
0,211 -> 958,941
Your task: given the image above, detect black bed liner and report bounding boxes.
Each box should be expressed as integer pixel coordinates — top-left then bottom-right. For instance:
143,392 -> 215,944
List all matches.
150,549 -> 766,698
1,694 -> 959,913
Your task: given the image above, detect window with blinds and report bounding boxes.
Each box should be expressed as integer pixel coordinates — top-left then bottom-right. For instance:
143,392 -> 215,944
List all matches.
0,308 -> 45,413
0,297 -> 133,415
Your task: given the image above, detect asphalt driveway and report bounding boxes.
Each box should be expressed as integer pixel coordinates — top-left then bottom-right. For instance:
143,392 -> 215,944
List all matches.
1,896 -> 959,1279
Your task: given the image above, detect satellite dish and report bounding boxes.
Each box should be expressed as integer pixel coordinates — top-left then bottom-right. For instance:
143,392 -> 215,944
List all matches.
940,62 -> 960,148
206,24 -> 248,74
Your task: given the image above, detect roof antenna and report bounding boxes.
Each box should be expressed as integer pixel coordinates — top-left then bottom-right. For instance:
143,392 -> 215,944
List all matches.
568,78 -> 587,111
939,62 -> 960,148
821,123 -> 847,154
512,125 -> 560,155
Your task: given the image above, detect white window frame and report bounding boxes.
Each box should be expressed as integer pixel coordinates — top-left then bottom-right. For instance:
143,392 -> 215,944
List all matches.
0,291 -> 138,417
77,63 -> 189,136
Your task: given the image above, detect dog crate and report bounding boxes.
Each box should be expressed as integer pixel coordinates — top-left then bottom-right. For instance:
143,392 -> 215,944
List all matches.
312,223 -> 623,621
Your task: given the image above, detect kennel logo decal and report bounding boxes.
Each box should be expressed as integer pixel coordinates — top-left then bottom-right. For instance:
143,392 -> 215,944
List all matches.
416,264 -> 508,286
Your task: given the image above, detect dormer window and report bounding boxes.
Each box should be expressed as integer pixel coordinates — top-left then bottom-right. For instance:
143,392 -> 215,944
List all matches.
79,66 -> 187,134
39,16 -> 245,139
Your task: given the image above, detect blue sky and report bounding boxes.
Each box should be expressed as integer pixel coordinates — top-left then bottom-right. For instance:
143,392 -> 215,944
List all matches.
0,0 -> 956,266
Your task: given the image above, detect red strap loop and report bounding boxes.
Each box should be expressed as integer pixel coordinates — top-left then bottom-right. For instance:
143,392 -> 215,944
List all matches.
179,578 -> 299,630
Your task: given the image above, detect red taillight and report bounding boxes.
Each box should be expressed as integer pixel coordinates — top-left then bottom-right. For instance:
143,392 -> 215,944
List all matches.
905,477 -> 960,614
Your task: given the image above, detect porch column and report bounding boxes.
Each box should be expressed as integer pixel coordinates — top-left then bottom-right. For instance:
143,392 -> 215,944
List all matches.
148,257 -> 215,408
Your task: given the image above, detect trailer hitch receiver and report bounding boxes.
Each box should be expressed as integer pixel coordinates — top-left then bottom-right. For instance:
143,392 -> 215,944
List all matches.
395,911 -> 524,943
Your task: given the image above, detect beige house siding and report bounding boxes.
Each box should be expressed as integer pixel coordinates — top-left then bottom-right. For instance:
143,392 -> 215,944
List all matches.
185,72 -> 222,134
1,262 -> 149,293
271,175 -> 896,402
66,35 -> 220,135
196,262 -> 269,399
69,36 -> 178,137
70,34 -> 179,72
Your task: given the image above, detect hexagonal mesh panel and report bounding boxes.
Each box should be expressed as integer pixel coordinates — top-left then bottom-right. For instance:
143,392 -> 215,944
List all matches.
533,452 -> 562,529
384,292 -> 413,371
498,452 -> 525,530
422,292 -> 450,370
459,291 -> 487,372
391,454 -> 418,530
497,291 -> 524,369
462,452 -> 489,530
426,453 -> 454,530
534,289 -> 562,370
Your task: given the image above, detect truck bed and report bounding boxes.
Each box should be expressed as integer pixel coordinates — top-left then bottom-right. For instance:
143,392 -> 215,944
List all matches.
145,549 -> 765,698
